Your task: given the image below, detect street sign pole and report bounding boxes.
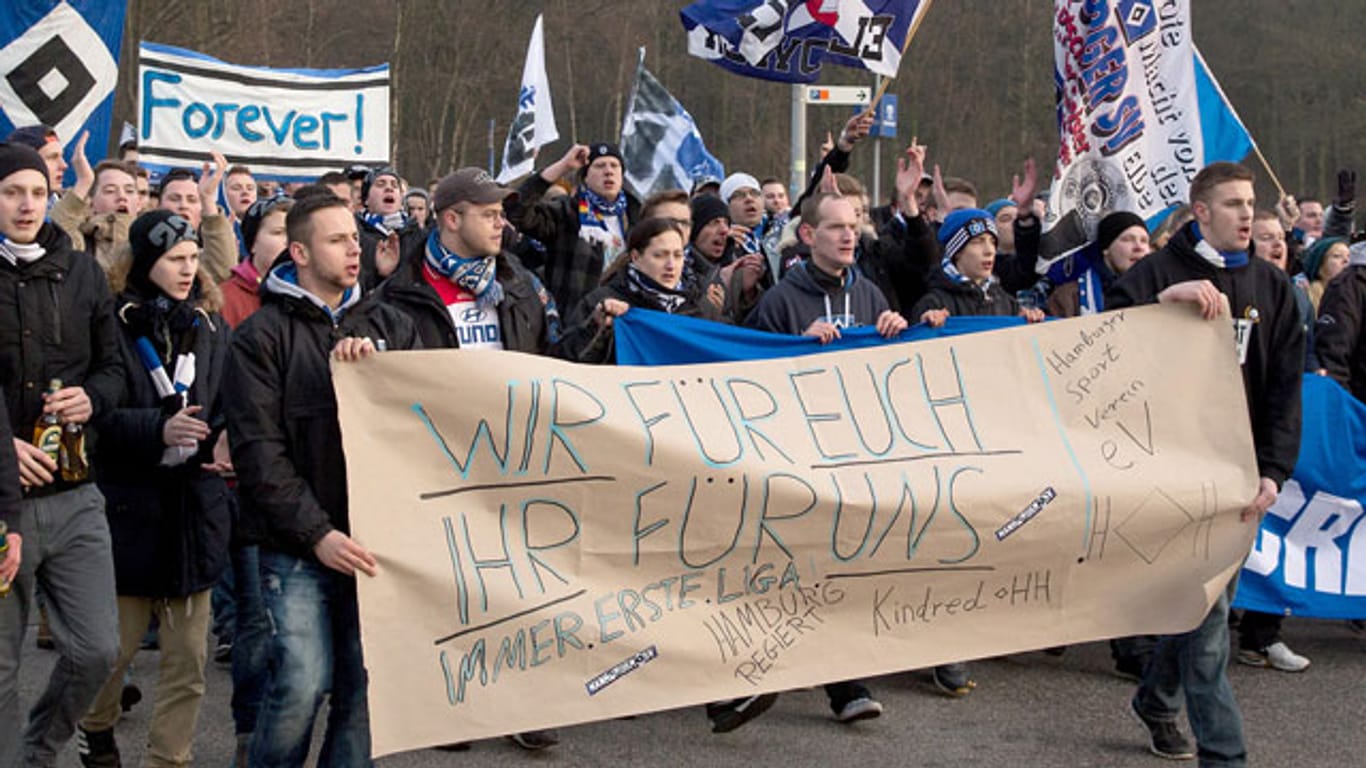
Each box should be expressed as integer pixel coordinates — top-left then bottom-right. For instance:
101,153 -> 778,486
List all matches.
871,75 -> 881,208
790,83 -> 806,198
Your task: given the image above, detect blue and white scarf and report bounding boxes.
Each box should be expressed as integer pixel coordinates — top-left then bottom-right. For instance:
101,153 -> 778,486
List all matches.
941,256 -> 999,300
577,186 -> 628,234
0,235 -> 45,266
425,230 -> 503,309
363,210 -> 410,237
1191,222 -> 1250,269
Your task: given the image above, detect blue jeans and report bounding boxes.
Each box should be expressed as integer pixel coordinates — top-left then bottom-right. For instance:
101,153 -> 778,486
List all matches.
230,545 -> 271,736
1134,580 -> 1245,768
249,550 -> 371,768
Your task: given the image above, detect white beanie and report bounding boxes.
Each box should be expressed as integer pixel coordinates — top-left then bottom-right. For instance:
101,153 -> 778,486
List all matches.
719,173 -> 761,203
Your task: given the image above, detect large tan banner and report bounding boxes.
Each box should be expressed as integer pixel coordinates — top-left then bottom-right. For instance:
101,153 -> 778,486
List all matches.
334,304 -> 1259,757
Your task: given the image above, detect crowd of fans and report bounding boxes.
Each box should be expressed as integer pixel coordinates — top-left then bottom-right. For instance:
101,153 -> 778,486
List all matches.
0,107 -> 1360,768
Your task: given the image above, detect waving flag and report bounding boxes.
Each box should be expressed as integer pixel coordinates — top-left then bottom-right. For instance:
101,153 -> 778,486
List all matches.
620,51 -> 724,199
681,0 -> 931,83
1041,1 -> 1255,258
0,1 -> 126,166
497,14 -> 559,184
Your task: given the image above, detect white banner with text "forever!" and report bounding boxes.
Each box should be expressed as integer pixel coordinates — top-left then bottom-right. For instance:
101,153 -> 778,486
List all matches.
136,41 -> 390,181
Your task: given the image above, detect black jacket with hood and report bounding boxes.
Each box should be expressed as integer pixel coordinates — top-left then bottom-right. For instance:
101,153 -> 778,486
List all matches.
1107,221 -> 1304,487
223,259 -> 419,558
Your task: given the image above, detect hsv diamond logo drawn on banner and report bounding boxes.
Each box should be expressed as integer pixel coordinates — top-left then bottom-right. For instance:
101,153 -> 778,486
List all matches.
0,1 -> 125,166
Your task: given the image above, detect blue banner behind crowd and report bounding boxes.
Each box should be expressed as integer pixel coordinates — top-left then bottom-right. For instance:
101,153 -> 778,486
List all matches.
614,309 -> 1022,365
681,0 -> 929,83
0,1 -> 126,167
1236,375 -> 1366,619
617,312 -> 1366,619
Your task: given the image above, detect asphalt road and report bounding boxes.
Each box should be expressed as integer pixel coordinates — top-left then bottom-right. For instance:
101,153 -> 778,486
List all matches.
17,615 -> 1362,766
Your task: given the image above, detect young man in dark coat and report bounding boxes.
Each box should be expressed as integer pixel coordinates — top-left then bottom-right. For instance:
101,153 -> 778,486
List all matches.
0,142 -> 125,768
78,210 -> 234,766
509,143 -> 641,315
1107,162 -> 1303,767
223,191 -> 419,766
355,166 -> 424,291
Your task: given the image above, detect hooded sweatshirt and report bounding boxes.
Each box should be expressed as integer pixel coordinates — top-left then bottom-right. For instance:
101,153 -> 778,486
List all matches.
745,260 -> 890,335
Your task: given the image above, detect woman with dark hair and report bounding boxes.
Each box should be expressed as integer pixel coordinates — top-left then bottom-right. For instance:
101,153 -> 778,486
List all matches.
76,209 -> 233,767
559,217 -> 724,364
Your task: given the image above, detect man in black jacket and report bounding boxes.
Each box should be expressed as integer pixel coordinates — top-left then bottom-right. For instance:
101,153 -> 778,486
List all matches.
510,142 -> 641,315
378,167 -> 559,356
1107,162 -> 1303,767
0,142 -> 125,768
355,166 -> 422,290
224,191 -> 419,766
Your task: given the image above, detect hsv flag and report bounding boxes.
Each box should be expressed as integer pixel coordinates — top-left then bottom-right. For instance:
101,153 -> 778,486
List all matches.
497,14 -> 559,184
619,51 -> 724,199
681,0 -> 930,83
1041,1 -> 1255,258
0,1 -> 126,167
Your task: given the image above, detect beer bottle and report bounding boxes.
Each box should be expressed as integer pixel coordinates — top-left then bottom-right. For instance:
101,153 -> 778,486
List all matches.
32,378 -> 62,468
60,421 -> 88,482
0,520 -> 11,597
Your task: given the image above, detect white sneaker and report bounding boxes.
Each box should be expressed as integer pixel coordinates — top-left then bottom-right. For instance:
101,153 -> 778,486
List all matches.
1262,641 -> 1310,672
1237,642 -> 1310,671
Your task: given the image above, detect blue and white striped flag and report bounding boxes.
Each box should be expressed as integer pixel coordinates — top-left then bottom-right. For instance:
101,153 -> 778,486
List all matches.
620,51 -> 724,199
681,0 -> 930,84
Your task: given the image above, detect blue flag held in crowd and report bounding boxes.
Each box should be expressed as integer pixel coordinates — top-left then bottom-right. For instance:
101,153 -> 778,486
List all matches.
0,1 -> 126,166
681,0 -> 931,83
620,50 -> 725,199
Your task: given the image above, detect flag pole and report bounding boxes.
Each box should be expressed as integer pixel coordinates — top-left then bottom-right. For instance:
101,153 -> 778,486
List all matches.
861,0 -> 934,115
1193,48 -> 1285,199
1250,142 -> 1287,201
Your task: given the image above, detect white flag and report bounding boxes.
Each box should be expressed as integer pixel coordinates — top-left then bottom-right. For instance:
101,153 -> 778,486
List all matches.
497,15 -> 558,184
1043,1 -> 1252,255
